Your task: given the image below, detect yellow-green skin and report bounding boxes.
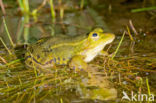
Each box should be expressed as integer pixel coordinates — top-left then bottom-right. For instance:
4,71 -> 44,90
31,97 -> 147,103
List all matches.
25,28 -> 115,71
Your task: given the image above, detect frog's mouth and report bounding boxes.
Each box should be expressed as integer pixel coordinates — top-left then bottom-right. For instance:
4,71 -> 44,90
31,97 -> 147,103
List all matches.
104,33 -> 115,44
104,37 -> 115,45
99,34 -> 115,47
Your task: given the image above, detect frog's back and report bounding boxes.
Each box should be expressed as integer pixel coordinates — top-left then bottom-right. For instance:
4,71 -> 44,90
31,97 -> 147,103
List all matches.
25,35 -> 87,68
36,34 -> 86,47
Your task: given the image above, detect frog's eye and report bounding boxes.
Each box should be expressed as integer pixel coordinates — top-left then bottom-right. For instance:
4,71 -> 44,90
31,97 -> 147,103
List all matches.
91,32 -> 99,41
92,33 -> 98,37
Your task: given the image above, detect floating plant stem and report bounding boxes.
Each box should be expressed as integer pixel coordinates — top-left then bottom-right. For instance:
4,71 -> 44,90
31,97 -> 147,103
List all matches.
3,17 -> 14,47
23,0 -> 30,43
49,0 -> 56,23
23,0 -> 29,14
60,8 -> 64,20
23,14 -> 30,43
32,0 -> 47,22
17,0 -> 30,43
129,20 -> 138,35
4,78 -> 10,89
0,56 -> 7,64
0,37 -> 12,55
80,0 -> 84,9
17,0 -> 24,11
17,17 -> 24,43
49,0 -> 56,36
17,0 -> 30,14
50,25 -> 55,36
111,31 -> 125,59
5,58 -> 24,66
18,75 -> 23,86
126,26 -> 134,41
59,0 -> 64,20
146,78 -> 151,99
60,98 -> 63,103
0,0 -> 6,15
127,25 -> 135,54
131,6 -> 156,13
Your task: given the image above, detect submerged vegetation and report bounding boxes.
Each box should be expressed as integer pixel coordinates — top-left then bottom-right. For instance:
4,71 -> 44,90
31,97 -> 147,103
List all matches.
0,0 -> 156,103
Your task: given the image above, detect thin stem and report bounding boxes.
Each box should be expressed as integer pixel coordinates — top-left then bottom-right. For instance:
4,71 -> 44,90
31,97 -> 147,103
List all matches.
0,37 -> 12,55
17,17 -> 24,43
146,78 -> 151,96
5,58 -> 24,66
131,6 -> 156,13
0,0 -> 6,15
111,31 -> 125,59
80,0 -> 84,9
49,0 -> 56,36
23,14 -> 30,43
126,26 -> 134,41
49,0 -> 56,23
3,17 -> 14,47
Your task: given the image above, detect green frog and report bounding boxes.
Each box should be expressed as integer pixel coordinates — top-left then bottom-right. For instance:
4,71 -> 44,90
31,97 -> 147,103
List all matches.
25,28 -> 115,71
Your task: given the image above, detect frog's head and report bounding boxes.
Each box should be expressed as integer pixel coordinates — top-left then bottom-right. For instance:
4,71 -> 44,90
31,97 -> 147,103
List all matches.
86,28 -> 115,49
81,28 -> 115,62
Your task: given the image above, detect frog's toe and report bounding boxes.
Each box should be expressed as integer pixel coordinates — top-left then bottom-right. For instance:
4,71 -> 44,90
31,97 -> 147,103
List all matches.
76,67 -> 84,71
69,55 -> 88,72
70,66 -> 83,72
72,66 -> 76,70
70,66 -> 84,72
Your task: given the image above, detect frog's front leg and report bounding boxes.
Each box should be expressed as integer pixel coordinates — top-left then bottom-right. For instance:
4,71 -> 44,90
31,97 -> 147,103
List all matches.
99,50 -> 109,56
99,50 -> 114,57
69,55 -> 87,72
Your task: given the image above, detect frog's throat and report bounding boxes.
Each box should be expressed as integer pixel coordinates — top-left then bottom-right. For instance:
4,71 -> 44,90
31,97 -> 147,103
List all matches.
83,39 -> 114,62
